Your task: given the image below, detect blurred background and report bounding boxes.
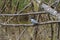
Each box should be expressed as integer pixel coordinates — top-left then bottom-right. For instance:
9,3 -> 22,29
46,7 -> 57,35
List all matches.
0,0 -> 60,40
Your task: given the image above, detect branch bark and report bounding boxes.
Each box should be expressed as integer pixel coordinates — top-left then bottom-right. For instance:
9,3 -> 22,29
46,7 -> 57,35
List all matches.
0,11 -> 46,16
0,21 -> 60,26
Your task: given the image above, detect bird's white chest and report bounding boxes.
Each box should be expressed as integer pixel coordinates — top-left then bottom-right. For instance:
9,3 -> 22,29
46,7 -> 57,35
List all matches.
30,19 -> 38,24
31,19 -> 34,22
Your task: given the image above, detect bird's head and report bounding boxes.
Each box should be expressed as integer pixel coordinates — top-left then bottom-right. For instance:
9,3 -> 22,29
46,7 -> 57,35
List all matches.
31,17 -> 34,19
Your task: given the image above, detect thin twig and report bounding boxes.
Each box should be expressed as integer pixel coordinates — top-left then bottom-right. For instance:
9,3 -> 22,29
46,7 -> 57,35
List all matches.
15,0 -> 19,14
17,2 -> 31,13
1,0 -> 6,10
17,27 -> 27,40
50,0 -> 60,6
57,22 -> 60,40
51,23 -> 53,40
1,0 -> 7,13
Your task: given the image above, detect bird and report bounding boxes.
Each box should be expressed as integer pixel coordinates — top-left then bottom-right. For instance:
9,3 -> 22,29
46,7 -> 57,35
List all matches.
30,17 -> 38,25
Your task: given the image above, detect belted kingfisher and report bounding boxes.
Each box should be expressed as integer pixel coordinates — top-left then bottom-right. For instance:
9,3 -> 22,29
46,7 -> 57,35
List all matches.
30,17 -> 38,25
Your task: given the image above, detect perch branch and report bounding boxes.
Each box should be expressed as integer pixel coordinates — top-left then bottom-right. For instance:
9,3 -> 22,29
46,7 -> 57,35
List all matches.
1,21 -> 60,26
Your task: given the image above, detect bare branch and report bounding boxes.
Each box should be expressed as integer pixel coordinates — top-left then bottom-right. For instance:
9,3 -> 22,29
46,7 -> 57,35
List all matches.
0,11 -> 46,16
51,24 -> 54,40
1,21 -> 60,26
50,0 -> 60,6
1,0 -> 6,10
17,27 -> 27,40
17,2 -> 31,13
15,0 -> 19,14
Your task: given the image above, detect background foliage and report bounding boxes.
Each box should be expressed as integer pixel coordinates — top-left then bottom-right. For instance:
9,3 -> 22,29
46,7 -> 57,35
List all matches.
0,0 -> 60,40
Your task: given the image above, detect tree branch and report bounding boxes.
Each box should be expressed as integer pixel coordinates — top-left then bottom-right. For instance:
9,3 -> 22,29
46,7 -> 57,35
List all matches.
1,21 -> 60,26
0,11 -> 46,16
